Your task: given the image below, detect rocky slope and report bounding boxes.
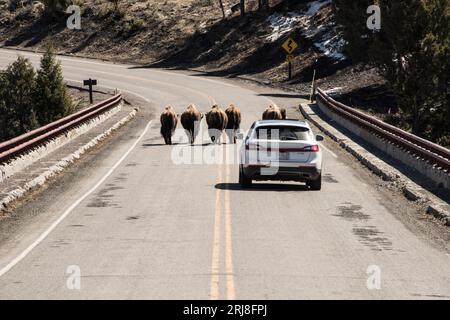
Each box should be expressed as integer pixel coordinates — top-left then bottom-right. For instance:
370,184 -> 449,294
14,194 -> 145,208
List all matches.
0,0 -> 396,115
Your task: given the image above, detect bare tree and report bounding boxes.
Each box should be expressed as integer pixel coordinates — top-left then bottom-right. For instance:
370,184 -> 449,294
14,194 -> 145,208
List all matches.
218,0 -> 225,19
240,0 -> 245,16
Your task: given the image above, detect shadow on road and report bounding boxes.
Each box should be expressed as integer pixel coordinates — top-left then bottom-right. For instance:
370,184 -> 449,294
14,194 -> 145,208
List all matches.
215,183 -> 309,192
141,143 -> 185,147
257,93 -> 311,100
142,142 -> 235,147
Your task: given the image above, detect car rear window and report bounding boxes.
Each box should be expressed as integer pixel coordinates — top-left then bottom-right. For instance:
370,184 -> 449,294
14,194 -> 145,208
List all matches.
255,126 -> 311,141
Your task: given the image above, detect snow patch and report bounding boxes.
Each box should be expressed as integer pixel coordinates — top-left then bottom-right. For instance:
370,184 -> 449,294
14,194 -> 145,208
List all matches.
266,12 -> 305,41
265,0 -> 346,61
301,19 -> 346,61
305,0 -> 332,16
324,87 -> 344,94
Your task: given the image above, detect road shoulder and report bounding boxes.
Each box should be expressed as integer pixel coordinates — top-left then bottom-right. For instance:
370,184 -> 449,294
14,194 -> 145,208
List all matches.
299,103 -> 450,253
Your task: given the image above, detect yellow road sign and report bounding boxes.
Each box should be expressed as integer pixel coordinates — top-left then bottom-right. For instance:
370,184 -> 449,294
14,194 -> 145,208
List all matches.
286,54 -> 294,63
282,37 -> 298,54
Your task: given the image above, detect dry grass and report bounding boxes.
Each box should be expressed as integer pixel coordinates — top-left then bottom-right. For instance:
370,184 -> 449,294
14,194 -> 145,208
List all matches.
0,0 -> 243,62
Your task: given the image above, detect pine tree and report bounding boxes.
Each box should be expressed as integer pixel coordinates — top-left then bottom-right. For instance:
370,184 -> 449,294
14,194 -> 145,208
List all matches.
34,46 -> 73,125
334,0 -> 373,63
369,1 -> 431,135
335,0 -> 449,143
0,56 -> 37,141
422,0 -> 450,145
0,71 -> 11,142
41,0 -> 69,17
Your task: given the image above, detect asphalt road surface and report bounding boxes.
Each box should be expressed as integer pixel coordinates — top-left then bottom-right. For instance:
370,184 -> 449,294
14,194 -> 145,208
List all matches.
0,48 -> 449,300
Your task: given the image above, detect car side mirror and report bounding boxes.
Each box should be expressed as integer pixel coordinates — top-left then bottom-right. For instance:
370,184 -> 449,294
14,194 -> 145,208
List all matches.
316,135 -> 324,142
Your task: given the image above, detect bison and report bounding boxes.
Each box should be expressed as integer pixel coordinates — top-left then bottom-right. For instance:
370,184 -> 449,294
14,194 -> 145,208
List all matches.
280,108 -> 287,119
160,106 -> 178,145
225,103 -> 242,144
262,104 -> 282,120
206,105 -> 228,144
180,104 -> 203,144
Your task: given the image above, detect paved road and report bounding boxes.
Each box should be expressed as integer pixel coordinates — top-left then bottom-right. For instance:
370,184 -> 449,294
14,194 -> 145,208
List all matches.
0,48 -> 449,299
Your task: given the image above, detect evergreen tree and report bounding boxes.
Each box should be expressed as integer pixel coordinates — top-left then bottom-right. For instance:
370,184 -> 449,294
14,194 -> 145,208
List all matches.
335,0 -> 449,144
334,0 -> 373,63
41,0 -> 70,17
0,56 -> 37,141
34,46 -> 73,125
422,0 -> 450,145
0,71 -> 11,142
370,1 -> 431,135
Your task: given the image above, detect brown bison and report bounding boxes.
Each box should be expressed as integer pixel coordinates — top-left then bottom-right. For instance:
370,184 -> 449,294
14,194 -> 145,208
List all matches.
180,104 -> 203,144
225,103 -> 242,144
160,106 -> 178,145
262,104 -> 282,120
206,105 -> 228,144
280,108 -> 287,119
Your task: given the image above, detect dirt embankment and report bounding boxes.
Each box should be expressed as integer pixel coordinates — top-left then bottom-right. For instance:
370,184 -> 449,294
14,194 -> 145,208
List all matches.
0,0 -> 396,116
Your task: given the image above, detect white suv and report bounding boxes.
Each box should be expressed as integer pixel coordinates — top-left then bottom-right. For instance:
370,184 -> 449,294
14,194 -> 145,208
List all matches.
239,120 -> 324,190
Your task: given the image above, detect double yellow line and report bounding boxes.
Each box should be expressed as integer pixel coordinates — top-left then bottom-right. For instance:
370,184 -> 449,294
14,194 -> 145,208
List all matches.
210,161 -> 236,300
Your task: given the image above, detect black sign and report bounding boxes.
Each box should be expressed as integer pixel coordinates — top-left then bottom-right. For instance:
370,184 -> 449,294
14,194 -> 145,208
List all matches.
83,78 -> 98,104
83,79 -> 97,86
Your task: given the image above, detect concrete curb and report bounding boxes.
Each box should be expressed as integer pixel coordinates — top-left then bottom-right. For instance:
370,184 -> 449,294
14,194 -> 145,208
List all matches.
300,103 -> 450,227
0,109 -> 137,212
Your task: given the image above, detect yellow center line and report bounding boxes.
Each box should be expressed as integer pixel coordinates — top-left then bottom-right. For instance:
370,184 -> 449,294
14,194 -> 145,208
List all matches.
210,163 -> 222,300
210,146 -> 236,300
224,161 -> 236,300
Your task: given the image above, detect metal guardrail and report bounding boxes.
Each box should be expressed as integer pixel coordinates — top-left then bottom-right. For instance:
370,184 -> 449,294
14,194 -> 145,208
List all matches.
0,93 -> 122,164
316,88 -> 450,172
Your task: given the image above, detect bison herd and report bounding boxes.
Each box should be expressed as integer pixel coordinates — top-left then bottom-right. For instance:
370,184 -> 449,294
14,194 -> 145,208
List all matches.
160,104 -> 286,145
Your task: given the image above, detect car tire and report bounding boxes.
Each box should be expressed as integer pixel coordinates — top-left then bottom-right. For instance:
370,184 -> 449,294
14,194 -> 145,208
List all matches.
308,174 -> 322,191
239,167 -> 252,188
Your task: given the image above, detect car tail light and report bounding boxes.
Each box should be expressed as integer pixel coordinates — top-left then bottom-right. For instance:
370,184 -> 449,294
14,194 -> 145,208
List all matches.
300,145 -> 319,152
247,145 -> 319,152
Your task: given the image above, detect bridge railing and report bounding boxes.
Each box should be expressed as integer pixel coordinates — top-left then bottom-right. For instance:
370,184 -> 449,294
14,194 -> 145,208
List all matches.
316,88 -> 450,172
0,93 -> 122,164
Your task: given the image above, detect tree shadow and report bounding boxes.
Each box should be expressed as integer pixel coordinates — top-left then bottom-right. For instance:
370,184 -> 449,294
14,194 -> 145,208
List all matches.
133,12 -> 287,77
330,84 -> 398,114
129,0 -> 350,80
69,31 -> 99,54
289,56 -> 353,84
130,0 -> 350,87
4,15 -> 67,47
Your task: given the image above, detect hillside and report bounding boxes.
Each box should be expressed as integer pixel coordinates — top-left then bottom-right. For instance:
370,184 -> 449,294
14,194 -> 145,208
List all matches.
0,0 -> 395,115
